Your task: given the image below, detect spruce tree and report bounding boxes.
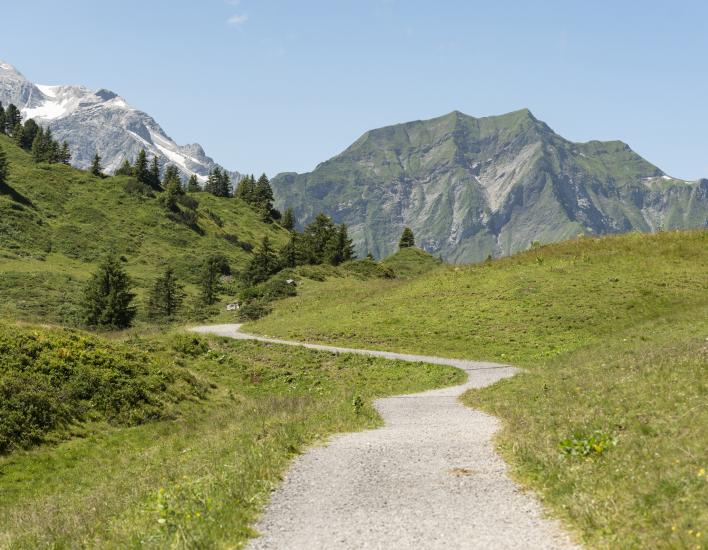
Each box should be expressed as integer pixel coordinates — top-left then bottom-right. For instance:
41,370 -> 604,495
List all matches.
11,124 -> 24,148
302,213 -> 337,264
115,159 -> 133,176
205,167 -> 221,195
161,166 -> 185,211
254,173 -> 274,209
218,170 -> 232,197
162,165 -> 182,188
31,128 -> 47,162
399,227 -> 415,248
235,174 -> 256,202
278,234 -> 299,268
281,208 -> 295,231
0,145 -> 8,185
242,236 -> 280,286
325,224 -> 355,265
133,149 -> 149,185
0,103 -> 5,134
149,156 -> 161,189
17,119 -> 39,150
82,255 -> 136,328
199,258 -> 221,306
90,153 -> 103,176
4,104 -> 21,134
147,267 -> 185,320
186,174 -> 200,192
59,141 -> 71,165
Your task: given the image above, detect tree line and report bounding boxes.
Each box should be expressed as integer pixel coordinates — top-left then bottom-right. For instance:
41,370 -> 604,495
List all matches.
0,103 -> 71,164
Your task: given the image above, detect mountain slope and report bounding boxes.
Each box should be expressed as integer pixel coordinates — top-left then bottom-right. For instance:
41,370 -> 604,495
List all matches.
0,61 -> 238,183
0,134 -> 286,324
272,109 -> 708,262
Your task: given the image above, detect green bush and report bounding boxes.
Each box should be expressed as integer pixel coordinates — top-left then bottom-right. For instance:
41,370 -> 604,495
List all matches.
238,300 -> 272,321
342,259 -> 395,279
0,324 -> 206,454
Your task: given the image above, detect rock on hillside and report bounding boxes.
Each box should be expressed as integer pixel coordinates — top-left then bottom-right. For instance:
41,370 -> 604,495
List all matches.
272,109 -> 707,262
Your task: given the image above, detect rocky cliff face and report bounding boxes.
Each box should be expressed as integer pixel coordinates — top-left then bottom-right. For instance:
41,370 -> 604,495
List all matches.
0,61 -> 239,183
272,109 -> 707,262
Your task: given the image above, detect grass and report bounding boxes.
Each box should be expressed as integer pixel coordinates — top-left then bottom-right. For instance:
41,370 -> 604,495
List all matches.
0,134 -> 288,325
381,246 -> 442,278
0,325 -> 462,548
245,231 -> 708,548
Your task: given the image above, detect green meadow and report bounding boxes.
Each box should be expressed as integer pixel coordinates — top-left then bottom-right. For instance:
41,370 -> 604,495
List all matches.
247,231 -> 708,548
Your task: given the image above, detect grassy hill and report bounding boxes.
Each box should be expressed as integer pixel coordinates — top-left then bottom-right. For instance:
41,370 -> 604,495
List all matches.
381,246 -> 442,278
0,134 -> 287,325
246,231 -> 708,548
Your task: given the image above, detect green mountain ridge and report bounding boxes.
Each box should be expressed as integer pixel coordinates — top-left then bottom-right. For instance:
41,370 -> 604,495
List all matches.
272,109 -> 707,262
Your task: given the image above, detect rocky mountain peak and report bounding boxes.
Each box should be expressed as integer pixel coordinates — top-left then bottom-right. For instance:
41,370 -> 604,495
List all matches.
271,110 -> 707,262
0,60 -> 240,184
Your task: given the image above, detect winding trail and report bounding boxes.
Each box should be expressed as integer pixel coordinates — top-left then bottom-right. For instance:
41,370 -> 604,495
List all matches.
191,324 -> 579,550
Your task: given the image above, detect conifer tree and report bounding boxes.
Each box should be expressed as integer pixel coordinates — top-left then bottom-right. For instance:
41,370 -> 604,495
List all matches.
82,254 -> 136,328
161,166 -> 185,212
205,167 -> 231,197
31,128 -> 47,162
133,149 -> 149,185
399,227 -> 415,248
11,124 -> 24,148
242,236 -> 280,286
254,173 -> 274,208
16,119 -> 39,150
149,156 -> 161,189
0,103 -> 5,134
302,213 -> 337,263
235,174 -> 256,202
186,174 -> 200,192
325,224 -> 355,265
0,145 -> 8,185
278,234 -> 299,268
147,267 -> 185,320
199,258 -> 221,306
4,104 -> 21,134
115,159 -> 133,176
59,141 -> 71,165
162,165 -> 182,188
281,208 -> 295,231
90,153 -> 103,176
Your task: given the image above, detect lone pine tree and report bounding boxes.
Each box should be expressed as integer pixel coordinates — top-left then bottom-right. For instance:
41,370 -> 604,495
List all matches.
399,227 -> 415,249
82,255 -> 136,328
147,267 -> 185,320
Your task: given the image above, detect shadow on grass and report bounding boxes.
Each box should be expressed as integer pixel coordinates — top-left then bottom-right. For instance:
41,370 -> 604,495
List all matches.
0,181 -> 35,209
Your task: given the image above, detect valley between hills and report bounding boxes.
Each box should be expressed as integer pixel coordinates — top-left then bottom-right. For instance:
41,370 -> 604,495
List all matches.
0,60 -> 706,549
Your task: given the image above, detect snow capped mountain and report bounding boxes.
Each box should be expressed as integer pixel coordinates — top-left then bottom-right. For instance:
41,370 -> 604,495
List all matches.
0,61 -> 239,183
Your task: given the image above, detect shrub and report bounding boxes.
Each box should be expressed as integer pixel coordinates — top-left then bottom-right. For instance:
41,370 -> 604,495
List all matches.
238,300 -> 272,321
0,324 -> 205,454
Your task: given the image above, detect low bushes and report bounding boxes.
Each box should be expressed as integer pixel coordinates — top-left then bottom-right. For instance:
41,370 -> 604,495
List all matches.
0,323 -> 206,453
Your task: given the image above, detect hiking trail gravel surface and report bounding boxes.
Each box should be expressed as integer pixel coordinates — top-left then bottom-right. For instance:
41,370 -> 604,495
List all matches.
191,324 -> 580,550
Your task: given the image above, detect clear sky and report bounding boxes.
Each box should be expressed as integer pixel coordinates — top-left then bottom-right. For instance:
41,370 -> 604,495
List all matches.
3,0 -> 707,179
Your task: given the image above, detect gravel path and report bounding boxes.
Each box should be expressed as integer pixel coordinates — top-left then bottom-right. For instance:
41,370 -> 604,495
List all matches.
191,324 -> 580,549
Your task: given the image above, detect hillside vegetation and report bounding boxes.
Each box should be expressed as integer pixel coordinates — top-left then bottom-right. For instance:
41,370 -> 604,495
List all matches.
0,134 -> 287,324
246,231 -> 708,548
0,322 -> 462,548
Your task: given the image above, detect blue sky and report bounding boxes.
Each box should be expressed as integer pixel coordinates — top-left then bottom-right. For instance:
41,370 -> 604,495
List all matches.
3,0 -> 707,179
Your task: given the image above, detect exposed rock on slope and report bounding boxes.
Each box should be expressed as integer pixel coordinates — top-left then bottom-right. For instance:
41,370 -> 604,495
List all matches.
272,109 -> 707,262
0,61 -> 238,183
